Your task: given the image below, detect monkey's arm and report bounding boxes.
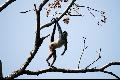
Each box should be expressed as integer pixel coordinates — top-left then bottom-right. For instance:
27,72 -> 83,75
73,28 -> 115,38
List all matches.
51,22 -> 56,42
56,21 -> 63,38
61,39 -> 68,55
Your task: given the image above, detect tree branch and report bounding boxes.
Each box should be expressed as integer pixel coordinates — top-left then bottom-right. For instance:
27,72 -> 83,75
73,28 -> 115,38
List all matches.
85,52 -> 101,69
101,62 -> 120,70
4,1 -> 49,79
102,70 -> 120,79
39,0 -> 49,11
21,61 -> 120,79
0,0 -> 16,12
40,0 -> 76,30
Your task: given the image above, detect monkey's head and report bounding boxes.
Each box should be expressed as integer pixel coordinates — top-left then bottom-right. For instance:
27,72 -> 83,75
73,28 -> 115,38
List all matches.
63,31 -> 68,37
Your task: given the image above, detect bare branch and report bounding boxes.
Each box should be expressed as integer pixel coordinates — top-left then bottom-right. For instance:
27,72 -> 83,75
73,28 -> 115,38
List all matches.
21,61 -> 120,79
87,8 -> 95,17
68,13 -> 83,16
20,0 -> 49,13
5,1 -> 49,79
40,0 -> 77,30
101,62 -> 120,71
74,3 -> 85,8
0,0 -> 16,12
78,37 -> 88,69
39,0 -> 49,11
102,70 -> 120,79
78,50 -> 84,69
85,51 -> 101,69
20,9 -> 34,13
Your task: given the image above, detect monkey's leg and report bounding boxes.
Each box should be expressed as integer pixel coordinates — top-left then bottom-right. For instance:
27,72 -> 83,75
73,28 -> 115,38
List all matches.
46,53 -> 53,66
50,50 -> 56,67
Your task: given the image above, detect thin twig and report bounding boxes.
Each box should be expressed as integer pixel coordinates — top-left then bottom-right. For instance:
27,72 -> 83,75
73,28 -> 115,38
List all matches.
85,52 -> 101,69
87,8 -> 95,17
78,37 -> 88,69
68,13 -> 82,16
20,9 -> 35,13
78,51 -> 84,69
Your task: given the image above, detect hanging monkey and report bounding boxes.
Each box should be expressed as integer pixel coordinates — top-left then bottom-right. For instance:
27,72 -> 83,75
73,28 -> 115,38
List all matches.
46,18 -> 68,67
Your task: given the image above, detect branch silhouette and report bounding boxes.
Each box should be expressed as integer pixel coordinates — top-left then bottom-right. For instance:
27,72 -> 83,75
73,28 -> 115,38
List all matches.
0,0 -> 16,12
22,61 -> 120,79
40,0 -> 76,30
4,0 -> 49,79
4,0 -> 76,79
12,62 -> 120,79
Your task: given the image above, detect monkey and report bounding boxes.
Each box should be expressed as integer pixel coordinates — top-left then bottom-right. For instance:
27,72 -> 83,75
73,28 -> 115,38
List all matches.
46,18 -> 68,67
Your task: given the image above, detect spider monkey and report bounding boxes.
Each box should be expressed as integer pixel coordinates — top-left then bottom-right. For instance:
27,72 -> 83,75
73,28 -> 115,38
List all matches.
46,18 -> 68,67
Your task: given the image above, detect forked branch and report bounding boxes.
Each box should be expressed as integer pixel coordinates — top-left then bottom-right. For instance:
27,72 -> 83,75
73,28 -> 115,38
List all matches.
20,61 -> 120,79
5,0 -> 49,79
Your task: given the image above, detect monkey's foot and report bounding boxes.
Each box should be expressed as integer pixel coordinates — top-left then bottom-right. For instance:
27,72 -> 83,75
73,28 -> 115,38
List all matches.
50,65 -> 56,69
46,61 -> 51,66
